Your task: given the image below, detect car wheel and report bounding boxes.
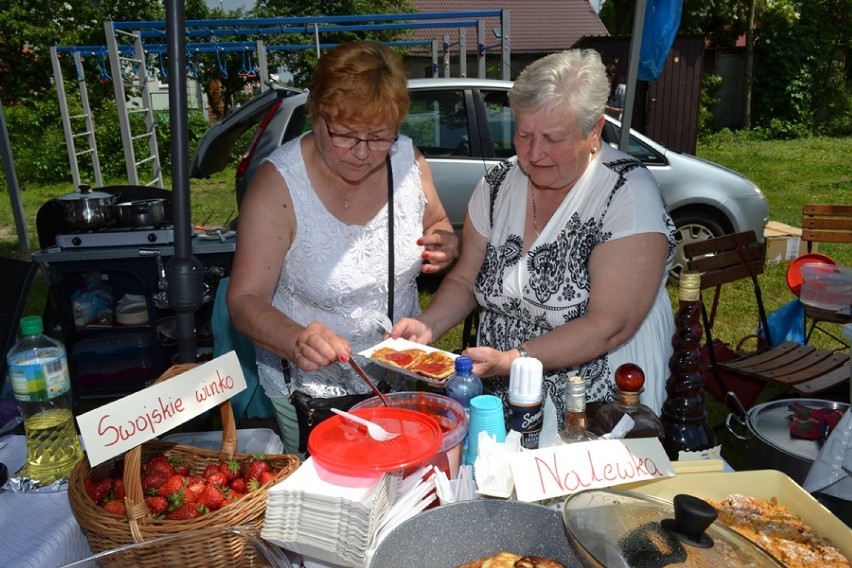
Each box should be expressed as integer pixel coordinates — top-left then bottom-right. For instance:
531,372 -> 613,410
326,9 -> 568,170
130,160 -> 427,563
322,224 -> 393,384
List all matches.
669,210 -> 729,282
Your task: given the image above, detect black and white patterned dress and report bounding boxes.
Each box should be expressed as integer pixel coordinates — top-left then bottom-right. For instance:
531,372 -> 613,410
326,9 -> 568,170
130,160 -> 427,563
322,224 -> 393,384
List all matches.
468,143 -> 676,428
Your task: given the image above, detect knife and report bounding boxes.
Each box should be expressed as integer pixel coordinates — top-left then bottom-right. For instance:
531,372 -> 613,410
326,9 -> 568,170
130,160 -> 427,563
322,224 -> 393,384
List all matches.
348,358 -> 390,407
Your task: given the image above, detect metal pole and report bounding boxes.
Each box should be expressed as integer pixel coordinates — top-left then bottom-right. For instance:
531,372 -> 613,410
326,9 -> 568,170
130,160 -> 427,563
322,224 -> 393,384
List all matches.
501,10 -> 511,80
165,0 -> 203,363
619,0 -> 647,152
0,101 -> 30,256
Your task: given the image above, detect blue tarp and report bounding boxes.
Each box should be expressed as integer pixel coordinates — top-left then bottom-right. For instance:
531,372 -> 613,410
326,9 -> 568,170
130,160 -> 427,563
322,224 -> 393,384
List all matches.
638,0 -> 683,81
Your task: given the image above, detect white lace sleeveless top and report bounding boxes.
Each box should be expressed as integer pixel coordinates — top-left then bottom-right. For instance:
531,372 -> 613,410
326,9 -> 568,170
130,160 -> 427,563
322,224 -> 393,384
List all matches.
256,134 -> 425,398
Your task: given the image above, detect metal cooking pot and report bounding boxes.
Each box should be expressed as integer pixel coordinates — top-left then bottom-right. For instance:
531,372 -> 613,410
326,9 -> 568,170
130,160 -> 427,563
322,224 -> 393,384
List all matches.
726,398 -> 850,484
368,500 -> 580,567
54,185 -> 117,231
114,198 -> 166,227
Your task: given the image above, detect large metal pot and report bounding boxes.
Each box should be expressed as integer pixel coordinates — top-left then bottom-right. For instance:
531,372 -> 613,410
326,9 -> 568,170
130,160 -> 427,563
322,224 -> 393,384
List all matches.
114,198 -> 166,227
367,500 -> 580,567
54,185 -> 117,231
726,398 -> 850,484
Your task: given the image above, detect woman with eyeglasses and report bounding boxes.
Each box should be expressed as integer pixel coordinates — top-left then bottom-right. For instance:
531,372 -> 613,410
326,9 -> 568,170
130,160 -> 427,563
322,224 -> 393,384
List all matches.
227,41 -> 457,455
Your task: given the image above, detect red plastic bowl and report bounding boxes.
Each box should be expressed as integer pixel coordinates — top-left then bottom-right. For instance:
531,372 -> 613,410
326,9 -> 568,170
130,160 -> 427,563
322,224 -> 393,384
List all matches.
786,252 -> 836,296
307,407 -> 441,477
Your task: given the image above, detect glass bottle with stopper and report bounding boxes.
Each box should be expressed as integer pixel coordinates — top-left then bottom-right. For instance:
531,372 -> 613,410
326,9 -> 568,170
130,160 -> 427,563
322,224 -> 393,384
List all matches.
559,375 -> 598,443
660,271 -> 717,459
590,363 -> 665,441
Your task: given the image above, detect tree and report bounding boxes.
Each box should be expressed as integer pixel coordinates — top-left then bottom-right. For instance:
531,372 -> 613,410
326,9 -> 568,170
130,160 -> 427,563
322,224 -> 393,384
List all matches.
0,0 -> 214,108
598,0 -> 851,134
251,0 -> 415,88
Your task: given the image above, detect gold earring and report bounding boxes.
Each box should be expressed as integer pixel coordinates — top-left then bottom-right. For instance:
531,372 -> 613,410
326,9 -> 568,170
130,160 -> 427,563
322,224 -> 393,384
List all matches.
591,147 -> 597,155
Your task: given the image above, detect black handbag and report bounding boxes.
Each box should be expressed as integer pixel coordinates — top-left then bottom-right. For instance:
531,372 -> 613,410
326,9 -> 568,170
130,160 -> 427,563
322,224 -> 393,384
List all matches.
290,390 -> 374,454
289,155 -> 396,455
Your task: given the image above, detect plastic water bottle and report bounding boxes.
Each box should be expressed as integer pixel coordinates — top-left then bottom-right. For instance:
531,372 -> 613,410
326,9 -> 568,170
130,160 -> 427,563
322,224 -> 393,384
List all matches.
445,356 -> 483,464
6,315 -> 83,484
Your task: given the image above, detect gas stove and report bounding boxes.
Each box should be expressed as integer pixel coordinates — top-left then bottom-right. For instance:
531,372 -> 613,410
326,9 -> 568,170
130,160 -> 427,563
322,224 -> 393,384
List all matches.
55,225 -> 175,248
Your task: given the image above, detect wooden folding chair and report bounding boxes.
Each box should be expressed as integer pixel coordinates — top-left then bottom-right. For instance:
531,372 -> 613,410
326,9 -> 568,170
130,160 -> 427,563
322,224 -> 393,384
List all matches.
684,230 -> 849,407
800,204 -> 852,346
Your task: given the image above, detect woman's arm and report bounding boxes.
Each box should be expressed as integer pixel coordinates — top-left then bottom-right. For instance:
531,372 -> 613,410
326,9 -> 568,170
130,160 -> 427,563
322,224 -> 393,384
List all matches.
414,149 -> 458,272
227,161 -> 351,370
391,212 -> 485,343
466,231 -> 669,377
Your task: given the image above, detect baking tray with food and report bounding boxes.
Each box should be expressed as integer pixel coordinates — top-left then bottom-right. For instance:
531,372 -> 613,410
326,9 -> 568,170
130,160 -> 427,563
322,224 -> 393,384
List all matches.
619,465 -> 852,566
358,337 -> 458,386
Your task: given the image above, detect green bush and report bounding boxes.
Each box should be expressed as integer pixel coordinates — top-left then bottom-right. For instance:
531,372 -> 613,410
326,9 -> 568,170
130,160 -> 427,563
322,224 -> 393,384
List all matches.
3,98 -> 213,187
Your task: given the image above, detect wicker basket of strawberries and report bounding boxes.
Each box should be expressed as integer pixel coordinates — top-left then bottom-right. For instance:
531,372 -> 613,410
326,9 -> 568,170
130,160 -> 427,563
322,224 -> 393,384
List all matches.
68,364 -> 300,567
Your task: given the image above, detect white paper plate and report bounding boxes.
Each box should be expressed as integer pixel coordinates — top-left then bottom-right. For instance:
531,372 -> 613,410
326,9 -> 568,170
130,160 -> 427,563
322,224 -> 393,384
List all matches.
357,337 -> 458,386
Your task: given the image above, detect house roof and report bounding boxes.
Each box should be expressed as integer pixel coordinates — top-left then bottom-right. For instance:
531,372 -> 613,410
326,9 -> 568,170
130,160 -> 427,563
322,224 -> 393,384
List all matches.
407,0 -> 609,53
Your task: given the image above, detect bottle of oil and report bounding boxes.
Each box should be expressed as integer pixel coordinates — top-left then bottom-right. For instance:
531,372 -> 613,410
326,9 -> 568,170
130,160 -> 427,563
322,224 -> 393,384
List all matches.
6,315 -> 83,484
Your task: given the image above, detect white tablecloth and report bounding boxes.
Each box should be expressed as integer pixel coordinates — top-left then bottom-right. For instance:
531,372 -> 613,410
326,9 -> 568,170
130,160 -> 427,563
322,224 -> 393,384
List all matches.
0,435 -> 92,568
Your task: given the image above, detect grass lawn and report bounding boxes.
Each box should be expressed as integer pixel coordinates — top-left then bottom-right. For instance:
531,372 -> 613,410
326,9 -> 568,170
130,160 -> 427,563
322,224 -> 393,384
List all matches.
2,134 -> 851,468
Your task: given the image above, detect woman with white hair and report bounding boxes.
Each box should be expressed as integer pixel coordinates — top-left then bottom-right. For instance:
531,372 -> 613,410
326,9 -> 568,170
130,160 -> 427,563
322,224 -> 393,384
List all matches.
391,49 -> 676,428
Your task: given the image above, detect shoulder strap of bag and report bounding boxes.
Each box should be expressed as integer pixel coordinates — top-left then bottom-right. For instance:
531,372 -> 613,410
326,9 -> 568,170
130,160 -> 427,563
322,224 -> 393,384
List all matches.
386,154 -> 394,322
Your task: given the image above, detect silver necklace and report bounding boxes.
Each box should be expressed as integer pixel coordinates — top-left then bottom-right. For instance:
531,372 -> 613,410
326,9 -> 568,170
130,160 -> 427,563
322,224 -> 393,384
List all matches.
530,184 -> 541,237
338,186 -> 355,209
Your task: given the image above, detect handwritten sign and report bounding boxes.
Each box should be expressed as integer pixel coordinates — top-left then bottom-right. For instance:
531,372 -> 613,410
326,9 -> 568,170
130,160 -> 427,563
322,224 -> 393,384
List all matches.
76,351 -> 246,466
510,438 -> 675,502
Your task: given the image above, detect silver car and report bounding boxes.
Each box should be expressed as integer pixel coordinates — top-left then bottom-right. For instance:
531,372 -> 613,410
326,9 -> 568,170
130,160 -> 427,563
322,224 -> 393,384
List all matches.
191,78 -> 768,276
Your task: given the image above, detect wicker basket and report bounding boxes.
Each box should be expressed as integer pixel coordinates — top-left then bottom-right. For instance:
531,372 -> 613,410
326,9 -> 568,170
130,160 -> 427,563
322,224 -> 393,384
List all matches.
68,364 -> 300,567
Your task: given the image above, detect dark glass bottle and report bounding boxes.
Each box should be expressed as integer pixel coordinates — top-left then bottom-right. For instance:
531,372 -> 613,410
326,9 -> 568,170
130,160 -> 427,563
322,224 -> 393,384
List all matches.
591,363 -> 665,442
660,272 -> 717,459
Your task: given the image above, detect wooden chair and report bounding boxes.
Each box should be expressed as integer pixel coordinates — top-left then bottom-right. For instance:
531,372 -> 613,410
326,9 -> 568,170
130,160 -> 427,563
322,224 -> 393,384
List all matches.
799,204 -> 852,346
684,230 -> 849,407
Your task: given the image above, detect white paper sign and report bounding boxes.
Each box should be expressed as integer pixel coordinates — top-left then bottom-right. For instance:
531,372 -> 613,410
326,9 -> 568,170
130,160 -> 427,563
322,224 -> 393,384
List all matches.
510,438 -> 675,502
76,351 -> 246,466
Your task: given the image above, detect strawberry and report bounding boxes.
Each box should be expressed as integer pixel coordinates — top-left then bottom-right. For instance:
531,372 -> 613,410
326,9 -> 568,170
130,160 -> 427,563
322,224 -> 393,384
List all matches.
186,478 -> 206,499
165,502 -> 202,520
84,476 -> 113,504
145,495 -> 168,516
142,471 -> 169,494
228,491 -> 244,503
258,471 -> 276,485
172,460 -> 190,476
112,479 -> 126,501
198,484 -> 226,511
239,454 -> 269,480
229,478 -> 247,494
243,457 -> 271,483
102,500 -> 126,516
145,455 -> 175,477
206,471 -> 228,488
202,464 -> 220,479
218,459 -> 240,482
157,474 -> 187,498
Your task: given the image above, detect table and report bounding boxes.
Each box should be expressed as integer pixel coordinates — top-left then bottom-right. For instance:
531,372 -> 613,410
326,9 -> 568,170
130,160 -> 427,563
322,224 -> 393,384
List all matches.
0,435 -> 92,568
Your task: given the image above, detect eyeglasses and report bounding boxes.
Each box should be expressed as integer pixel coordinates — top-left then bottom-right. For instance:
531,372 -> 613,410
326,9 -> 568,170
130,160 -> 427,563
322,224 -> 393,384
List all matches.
324,120 -> 398,152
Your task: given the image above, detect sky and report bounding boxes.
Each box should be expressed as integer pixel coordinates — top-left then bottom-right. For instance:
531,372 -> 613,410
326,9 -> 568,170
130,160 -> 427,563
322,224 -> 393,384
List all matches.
209,0 -> 256,13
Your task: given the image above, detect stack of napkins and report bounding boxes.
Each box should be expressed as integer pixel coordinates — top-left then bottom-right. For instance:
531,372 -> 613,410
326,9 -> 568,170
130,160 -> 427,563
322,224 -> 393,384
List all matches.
262,458 -> 436,567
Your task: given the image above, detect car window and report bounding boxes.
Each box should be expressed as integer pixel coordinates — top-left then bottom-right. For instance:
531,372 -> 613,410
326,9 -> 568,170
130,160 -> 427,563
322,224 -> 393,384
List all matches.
601,121 -> 666,165
480,89 -> 515,158
402,90 -> 471,158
